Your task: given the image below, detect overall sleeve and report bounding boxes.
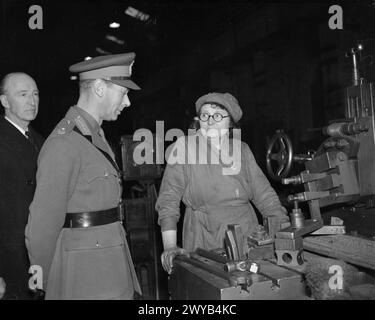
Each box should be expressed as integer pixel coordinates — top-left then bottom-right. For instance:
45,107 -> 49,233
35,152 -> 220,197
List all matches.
155,162 -> 186,232
25,137 -> 79,286
245,144 -> 289,235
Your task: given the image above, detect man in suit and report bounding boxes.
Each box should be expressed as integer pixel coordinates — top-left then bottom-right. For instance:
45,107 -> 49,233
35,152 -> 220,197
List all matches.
26,53 -> 141,299
0,72 -> 44,299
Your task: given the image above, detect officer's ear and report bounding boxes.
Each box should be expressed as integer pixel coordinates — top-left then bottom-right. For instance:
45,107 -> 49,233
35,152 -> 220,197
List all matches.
92,79 -> 106,98
0,94 -> 9,109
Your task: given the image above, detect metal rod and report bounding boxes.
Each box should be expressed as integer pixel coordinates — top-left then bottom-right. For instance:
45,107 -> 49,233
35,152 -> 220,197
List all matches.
195,248 -> 228,264
177,254 -> 243,286
352,48 -> 359,86
180,255 -> 230,279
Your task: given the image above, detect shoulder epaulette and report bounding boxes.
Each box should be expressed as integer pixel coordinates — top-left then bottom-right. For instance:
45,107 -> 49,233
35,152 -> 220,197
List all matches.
54,118 -> 76,136
54,115 -> 92,136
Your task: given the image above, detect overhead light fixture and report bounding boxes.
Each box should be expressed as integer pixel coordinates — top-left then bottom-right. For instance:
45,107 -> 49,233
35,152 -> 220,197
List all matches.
105,34 -> 125,45
70,75 -> 77,80
109,22 -> 120,28
125,6 -> 149,21
96,47 -> 112,55
84,56 -> 92,60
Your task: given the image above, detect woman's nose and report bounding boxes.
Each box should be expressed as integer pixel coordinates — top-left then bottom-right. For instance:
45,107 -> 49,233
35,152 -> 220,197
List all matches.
207,116 -> 215,125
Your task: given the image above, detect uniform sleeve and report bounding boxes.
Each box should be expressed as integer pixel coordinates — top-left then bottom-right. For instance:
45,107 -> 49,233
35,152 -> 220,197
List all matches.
155,162 -> 186,232
25,137 -> 80,286
244,144 -> 289,235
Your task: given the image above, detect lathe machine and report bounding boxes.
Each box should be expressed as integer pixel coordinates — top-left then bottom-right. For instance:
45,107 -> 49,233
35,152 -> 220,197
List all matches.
168,44 -> 375,300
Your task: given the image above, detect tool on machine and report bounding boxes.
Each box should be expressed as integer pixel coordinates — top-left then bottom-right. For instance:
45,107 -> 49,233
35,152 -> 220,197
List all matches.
183,251 -> 251,288
222,226 -> 261,273
170,232 -> 307,299
224,260 -> 259,273
224,224 -> 246,260
247,224 -> 275,260
174,224 -> 263,291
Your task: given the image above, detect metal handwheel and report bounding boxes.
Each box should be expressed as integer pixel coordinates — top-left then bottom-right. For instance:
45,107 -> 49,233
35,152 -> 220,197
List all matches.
266,130 -> 293,181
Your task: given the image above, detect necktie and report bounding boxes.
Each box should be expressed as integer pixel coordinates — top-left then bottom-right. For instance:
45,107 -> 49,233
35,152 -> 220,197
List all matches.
25,130 -> 39,153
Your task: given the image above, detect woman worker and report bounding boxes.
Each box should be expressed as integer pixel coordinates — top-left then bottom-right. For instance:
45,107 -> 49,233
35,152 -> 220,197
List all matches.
156,92 -> 289,273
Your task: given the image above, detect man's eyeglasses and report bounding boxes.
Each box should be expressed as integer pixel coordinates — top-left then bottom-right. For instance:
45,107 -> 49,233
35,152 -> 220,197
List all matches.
199,113 -> 229,122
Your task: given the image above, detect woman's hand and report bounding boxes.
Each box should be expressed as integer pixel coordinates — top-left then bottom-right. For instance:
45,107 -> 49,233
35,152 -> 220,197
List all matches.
161,247 -> 189,274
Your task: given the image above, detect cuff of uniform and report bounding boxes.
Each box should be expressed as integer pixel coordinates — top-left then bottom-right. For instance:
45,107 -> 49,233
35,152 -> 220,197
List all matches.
160,217 -> 178,232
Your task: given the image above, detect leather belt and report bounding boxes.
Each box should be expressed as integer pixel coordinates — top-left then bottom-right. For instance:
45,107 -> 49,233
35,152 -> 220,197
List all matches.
63,207 -> 122,228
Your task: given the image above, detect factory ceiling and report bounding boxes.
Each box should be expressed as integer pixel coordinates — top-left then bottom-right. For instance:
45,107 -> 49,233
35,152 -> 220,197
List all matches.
0,0 -> 259,84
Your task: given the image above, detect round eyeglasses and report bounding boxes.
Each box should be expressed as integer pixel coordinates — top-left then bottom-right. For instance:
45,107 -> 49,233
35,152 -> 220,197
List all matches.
199,113 -> 230,122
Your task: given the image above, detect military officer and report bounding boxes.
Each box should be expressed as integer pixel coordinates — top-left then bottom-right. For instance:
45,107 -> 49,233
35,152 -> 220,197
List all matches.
25,53 -> 142,299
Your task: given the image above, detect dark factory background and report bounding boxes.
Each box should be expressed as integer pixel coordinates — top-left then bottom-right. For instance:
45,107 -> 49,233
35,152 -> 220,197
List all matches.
2,0 -> 375,159
2,0 -> 375,299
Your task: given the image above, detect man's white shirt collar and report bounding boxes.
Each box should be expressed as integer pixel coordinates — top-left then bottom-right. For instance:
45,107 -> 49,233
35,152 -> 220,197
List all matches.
4,116 -> 28,137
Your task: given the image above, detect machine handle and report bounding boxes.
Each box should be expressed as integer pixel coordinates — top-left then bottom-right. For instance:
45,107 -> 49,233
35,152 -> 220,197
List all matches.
266,130 -> 293,181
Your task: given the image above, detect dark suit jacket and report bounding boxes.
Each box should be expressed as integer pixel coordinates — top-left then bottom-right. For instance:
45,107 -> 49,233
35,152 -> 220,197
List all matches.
0,116 -> 44,299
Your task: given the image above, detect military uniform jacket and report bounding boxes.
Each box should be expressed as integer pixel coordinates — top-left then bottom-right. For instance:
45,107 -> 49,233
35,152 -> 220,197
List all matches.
25,106 -> 141,299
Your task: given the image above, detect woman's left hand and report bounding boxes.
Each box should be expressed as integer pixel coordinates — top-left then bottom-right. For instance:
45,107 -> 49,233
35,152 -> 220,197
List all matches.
161,247 -> 189,274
